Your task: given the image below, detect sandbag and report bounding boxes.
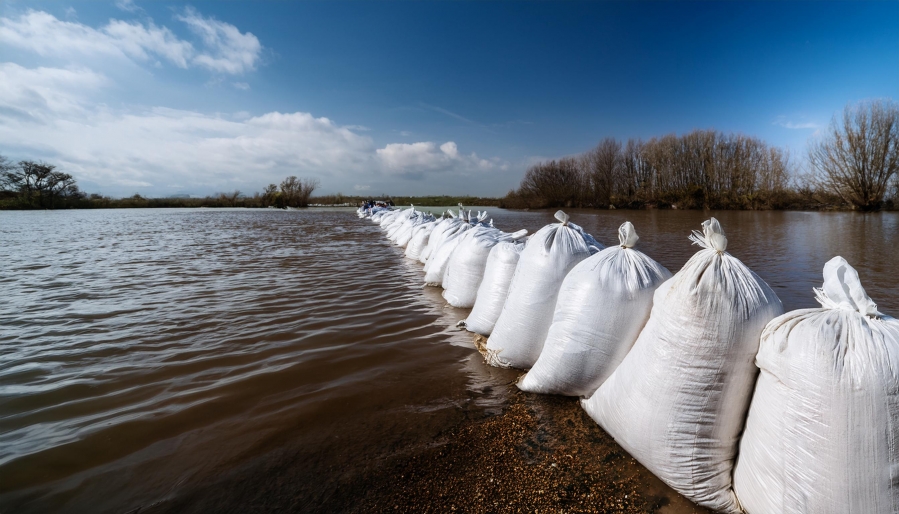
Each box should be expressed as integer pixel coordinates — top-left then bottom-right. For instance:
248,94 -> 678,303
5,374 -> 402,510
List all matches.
582,218 -> 783,514
518,222 -> 671,397
484,211 -> 601,369
379,208 -> 404,229
386,210 -> 417,242
394,213 -> 435,247
422,224 -> 474,286
442,228 -> 528,308
733,256 -> 899,514
419,211 -> 464,264
461,241 -> 525,336
404,220 -> 439,261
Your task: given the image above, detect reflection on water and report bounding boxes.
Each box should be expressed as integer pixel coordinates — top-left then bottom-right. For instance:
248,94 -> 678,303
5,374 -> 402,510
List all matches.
1,207 -> 896,513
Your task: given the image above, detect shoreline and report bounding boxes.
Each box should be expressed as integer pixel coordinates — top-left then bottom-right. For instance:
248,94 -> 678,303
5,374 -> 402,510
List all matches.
140,388 -> 709,514
138,337 -> 709,514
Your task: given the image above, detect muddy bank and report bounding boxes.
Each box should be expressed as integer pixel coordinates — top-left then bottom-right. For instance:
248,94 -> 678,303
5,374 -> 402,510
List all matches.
143,381 -> 708,514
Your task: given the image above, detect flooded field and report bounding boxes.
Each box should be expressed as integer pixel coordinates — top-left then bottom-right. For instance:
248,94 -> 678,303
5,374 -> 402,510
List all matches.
1,207 -> 897,513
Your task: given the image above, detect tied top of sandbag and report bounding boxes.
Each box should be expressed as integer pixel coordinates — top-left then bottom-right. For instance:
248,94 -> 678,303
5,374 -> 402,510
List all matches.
815,256 -> 883,318
689,217 -> 728,252
618,221 -> 639,248
555,210 -> 570,226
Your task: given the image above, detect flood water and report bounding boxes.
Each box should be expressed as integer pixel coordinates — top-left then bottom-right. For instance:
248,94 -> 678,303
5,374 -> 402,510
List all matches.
1,207 -> 897,513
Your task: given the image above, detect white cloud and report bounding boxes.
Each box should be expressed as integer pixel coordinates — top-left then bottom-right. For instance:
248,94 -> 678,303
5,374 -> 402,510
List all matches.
176,7 -> 262,74
115,0 -> 143,13
773,116 -> 820,130
377,141 -> 499,177
0,63 -> 108,121
0,63 -> 508,195
0,9 -> 512,196
0,9 -> 261,75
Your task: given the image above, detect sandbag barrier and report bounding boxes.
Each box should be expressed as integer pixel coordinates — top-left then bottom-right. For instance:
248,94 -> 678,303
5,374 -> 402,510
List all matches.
356,204 -> 899,514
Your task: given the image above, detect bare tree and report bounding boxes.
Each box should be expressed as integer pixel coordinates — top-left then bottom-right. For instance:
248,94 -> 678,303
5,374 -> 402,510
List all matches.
584,138 -> 622,207
298,177 -> 320,206
279,176 -> 320,207
809,100 -> 899,210
262,183 -> 279,206
217,190 -> 242,206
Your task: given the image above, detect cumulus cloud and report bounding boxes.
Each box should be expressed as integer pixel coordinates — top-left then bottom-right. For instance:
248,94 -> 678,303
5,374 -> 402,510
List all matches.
0,9 -> 261,75
0,9 -> 511,196
377,140 -> 500,178
0,62 -> 507,195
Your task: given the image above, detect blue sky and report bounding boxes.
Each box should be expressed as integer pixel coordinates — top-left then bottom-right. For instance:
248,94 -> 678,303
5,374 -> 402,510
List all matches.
1,1 -> 896,197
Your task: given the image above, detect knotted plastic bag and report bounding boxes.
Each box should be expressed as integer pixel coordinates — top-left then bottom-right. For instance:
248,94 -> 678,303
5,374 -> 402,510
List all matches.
519,222 -> 671,397
733,256 -> 899,514
443,228 -> 528,308
582,217 -> 783,514
460,241 -> 526,336
484,211 -> 601,369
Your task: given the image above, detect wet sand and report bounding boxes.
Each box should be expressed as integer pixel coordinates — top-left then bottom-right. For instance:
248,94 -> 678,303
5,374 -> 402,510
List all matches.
141,336 -> 708,514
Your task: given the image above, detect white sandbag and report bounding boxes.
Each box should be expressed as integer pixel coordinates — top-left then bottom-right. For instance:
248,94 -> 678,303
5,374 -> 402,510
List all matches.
395,213 -> 435,247
384,206 -> 415,234
378,208 -> 404,229
443,228 -> 528,308
518,222 -> 671,397
386,211 -> 415,241
461,241 -> 525,336
484,211 -> 601,369
582,218 -> 783,514
419,211 -> 464,264
423,222 -> 464,273
422,224 -> 485,286
733,256 -> 899,514
404,220 -> 438,260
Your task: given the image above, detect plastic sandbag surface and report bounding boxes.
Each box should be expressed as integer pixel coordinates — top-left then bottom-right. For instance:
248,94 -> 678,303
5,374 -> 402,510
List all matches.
733,256 -> 899,514
419,214 -> 461,264
462,241 -> 525,336
582,218 -> 783,514
443,228 -> 527,308
485,211 -> 601,369
404,221 -> 437,260
422,225 -> 474,286
519,222 -> 671,397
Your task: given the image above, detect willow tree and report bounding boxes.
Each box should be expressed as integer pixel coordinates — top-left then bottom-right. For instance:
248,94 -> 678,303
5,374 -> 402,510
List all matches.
809,100 -> 899,211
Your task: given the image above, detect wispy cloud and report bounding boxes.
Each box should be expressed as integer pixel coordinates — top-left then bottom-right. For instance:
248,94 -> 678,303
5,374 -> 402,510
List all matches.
114,0 -> 143,14
420,102 -> 477,125
773,116 -> 819,130
0,9 -> 262,75
232,81 -> 250,90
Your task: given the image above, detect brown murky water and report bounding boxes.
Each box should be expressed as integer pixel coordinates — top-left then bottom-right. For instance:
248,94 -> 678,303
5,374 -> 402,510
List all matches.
1,207 -> 897,513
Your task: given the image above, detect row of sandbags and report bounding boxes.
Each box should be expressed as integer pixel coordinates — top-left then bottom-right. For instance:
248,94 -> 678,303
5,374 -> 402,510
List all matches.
360,206 -> 899,514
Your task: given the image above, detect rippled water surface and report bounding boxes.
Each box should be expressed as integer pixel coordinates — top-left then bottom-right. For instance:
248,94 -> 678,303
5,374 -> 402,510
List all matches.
1,207 -> 897,513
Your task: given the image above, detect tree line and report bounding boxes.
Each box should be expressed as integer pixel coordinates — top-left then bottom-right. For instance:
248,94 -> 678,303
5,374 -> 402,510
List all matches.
504,100 -> 899,211
0,160 -> 319,210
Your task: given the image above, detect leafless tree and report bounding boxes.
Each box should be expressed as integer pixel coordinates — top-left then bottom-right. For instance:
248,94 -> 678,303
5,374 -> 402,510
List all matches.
262,183 -> 279,206
583,138 -> 622,207
809,99 -> 899,210
279,176 -> 320,207
518,158 -> 583,207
